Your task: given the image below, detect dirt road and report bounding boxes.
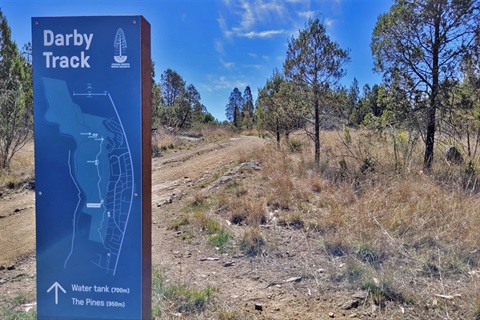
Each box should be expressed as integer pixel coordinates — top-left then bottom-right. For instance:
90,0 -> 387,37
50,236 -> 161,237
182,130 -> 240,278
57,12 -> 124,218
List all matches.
0,136 -> 262,266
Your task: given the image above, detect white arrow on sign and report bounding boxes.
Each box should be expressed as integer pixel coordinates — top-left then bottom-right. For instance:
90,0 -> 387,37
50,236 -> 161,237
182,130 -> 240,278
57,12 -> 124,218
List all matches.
47,282 -> 66,305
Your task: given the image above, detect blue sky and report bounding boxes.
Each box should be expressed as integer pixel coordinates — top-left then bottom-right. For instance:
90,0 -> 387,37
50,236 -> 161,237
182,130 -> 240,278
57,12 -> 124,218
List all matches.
2,0 -> 392,121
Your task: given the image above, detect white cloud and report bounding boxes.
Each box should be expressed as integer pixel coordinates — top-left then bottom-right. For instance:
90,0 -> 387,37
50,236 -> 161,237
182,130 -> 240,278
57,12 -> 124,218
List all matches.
243,64 -> 263,70
297,10 -> 316,20
220,58 -> 235,69
219,0 -> 294,40
324,18 -> 335,28
239,1 -> 255,30
218,14 -> 233,39
246,53 -> 269,63
258,1 -> 286,20
322,0 -> 343,14
240,29 -> 288,39
201,74 -> 249,93
214,39 -> 224,55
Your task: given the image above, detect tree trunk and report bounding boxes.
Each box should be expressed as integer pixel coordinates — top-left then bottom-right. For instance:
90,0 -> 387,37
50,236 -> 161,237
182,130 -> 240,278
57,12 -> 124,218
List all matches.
0,154 -> 7,169
233,106 -> 237,127
314,89 -> 320,167
467,132 -> 471,157
423,9 -> 441,171
424,102 -> 436,170
276,118 -> 281,148
178,110 -> 189,129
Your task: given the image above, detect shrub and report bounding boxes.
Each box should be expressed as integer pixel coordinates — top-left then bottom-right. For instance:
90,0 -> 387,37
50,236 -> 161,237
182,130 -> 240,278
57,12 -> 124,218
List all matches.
288,138 -> 303,153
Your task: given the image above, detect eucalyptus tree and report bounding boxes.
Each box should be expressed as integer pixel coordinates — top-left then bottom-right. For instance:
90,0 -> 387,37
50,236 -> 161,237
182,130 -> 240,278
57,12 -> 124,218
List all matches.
161,68 -> 186,108
176,84 -> 201,129
284,17 -> 349,166
371,0 -> 479,170
158,69 -> 205,129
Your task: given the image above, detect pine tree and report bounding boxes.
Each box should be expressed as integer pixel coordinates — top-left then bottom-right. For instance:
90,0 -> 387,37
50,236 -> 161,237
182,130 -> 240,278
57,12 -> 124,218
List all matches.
225,88 -> 243,128
284,17 -> 349,166
372,0 -> 479,170
242,86 -> 254,129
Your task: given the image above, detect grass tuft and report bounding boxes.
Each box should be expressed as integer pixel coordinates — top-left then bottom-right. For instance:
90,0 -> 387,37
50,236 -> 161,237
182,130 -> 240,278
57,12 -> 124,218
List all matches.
324,238 -> 349,257
353,241 -> 386,267
168,217 -> 190,231
239,227 -> 265,256
0,294 -> 36,320
152,269 -> 213,318
360,278 -> 407,306
277,212 -> 305,229
474,298 -> 480,320
209,229 -> 232,253
216,308 -> 242,320
195,212 -> 221,235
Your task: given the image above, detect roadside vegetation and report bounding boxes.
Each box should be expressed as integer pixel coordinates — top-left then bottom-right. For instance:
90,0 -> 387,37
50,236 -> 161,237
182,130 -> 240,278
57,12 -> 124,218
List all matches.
172,128 -> 480,318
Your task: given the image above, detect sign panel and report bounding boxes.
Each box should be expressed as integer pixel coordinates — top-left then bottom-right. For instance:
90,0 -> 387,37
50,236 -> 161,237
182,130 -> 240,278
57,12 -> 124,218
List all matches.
32,16 -> 151,319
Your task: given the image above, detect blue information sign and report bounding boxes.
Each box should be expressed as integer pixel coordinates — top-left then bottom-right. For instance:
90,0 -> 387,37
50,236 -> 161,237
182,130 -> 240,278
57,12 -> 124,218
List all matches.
32,16 -> 151,319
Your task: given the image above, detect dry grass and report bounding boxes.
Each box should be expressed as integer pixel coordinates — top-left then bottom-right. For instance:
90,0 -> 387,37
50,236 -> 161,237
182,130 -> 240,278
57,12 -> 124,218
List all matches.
0,142 -> 34,191
200,127 -> 235,142
152,126 -> 237,158
207,128 -> 480,317
152,130 -> 178,157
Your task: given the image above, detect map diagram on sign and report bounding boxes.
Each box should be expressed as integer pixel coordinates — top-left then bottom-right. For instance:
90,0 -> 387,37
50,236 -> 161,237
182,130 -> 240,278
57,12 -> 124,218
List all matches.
42,77 -> 134,276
